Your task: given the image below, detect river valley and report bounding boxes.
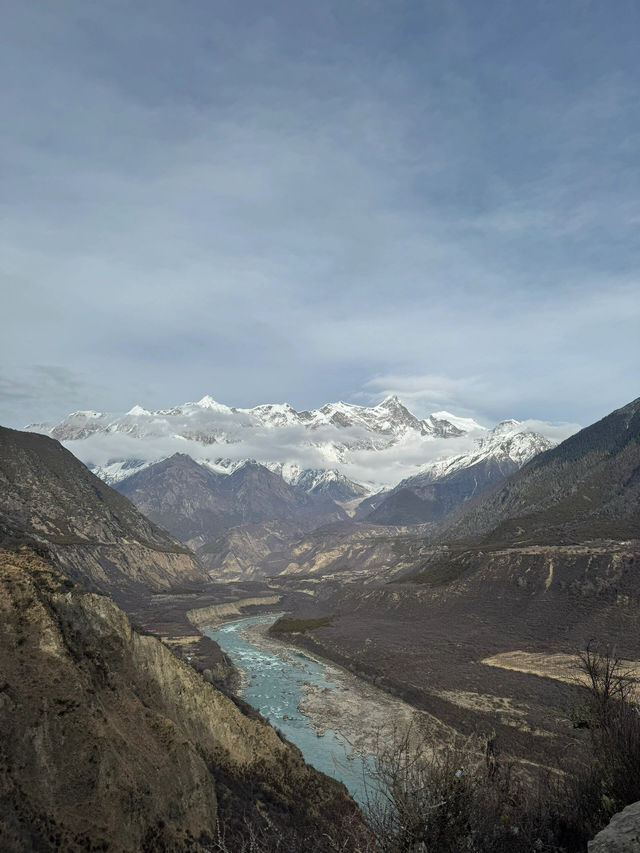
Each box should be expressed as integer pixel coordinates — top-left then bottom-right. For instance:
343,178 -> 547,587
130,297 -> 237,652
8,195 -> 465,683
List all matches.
204,614 -> 422,805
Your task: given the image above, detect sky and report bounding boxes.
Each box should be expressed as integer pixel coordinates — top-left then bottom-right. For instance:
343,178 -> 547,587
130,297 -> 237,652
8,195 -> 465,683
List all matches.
2,0 -> 639,431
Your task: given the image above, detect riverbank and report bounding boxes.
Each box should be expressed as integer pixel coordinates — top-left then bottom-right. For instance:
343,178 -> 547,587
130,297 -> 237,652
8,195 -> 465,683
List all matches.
239,618 -> 446,757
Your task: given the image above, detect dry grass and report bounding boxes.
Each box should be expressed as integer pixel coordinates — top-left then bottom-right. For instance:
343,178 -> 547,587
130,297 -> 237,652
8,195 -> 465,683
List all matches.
482,650 -> 640,689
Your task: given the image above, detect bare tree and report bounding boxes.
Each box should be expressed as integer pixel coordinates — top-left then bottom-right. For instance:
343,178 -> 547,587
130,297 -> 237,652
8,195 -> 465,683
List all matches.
362,722 -> 554,852
577,640 -> 638,728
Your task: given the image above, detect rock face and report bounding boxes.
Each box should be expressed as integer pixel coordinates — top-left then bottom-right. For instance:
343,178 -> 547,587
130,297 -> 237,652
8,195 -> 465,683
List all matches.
259,521 -> 431,581
197,519 -> 311,580
588,800 -> 640,852
0,426 -> 206,594
0,548 -> 359,852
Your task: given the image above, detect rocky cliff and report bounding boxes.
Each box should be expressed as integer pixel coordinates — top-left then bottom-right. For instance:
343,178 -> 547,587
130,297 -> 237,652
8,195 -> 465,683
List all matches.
0,547 -> 360,852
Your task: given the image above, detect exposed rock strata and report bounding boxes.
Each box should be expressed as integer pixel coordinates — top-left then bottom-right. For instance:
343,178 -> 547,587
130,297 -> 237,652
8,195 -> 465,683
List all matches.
187,595 -> 283,628
0,548 -> 359,852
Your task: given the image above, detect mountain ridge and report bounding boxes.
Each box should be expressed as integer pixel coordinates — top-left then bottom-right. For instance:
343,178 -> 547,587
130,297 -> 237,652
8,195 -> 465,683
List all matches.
439,395 -> 640,547
0,426 -> 207,595
114,453 -> 347,559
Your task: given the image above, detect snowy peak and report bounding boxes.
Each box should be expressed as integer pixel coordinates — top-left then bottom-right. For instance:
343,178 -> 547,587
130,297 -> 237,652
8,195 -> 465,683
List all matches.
428,411 -> 486,434
247,402 -> 300,427
42,393 -> 562,491
126,405 -> 150,417
194,396 -> 235,415
365,423 -> 556,525
47,394 -> 480,447
290,468 -> 371,501
489,418 -> 521,436
417,425 -> 554,483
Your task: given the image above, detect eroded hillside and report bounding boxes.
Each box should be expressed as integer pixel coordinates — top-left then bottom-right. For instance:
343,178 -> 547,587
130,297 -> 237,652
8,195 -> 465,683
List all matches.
0,548 -> 360,852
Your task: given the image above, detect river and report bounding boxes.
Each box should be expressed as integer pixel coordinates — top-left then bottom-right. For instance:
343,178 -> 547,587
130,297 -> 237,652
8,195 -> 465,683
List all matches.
203,614 -> 377,805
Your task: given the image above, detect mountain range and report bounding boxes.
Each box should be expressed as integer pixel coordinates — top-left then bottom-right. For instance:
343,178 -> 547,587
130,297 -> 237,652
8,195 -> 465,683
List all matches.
100,415 -> 557,580
25,395 -> 568,580
271,397 -> 640,784
31,394 -> 564,493
115,453 -> 347,550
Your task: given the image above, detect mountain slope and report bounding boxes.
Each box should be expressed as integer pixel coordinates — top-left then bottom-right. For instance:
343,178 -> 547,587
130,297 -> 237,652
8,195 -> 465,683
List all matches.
442,397 -> 640,546
367,424 -> 553,525
115,454 -> 346,551
290,468 -> 371,502
0,425 -> 362,850
269,400 -> 640,776
0,426 -> 206,594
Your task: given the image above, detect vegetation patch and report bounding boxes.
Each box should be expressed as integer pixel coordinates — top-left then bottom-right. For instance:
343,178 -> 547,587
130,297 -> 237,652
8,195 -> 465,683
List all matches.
269,616 -> 332,635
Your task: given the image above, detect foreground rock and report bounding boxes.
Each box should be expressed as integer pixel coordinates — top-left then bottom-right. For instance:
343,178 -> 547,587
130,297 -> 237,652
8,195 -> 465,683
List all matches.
588,800 -> 640,852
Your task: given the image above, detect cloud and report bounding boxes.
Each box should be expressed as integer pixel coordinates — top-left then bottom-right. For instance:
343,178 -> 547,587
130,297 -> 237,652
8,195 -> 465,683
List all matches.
0,366 -> 92,427
1,1 -> 639,430
359,375 -> 487,420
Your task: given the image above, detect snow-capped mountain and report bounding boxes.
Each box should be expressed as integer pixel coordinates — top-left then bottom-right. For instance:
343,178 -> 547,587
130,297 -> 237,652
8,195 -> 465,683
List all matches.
364,420 -> 555,525
409,420 -> 554,484
46,395 -> 484,445
30,394 -> 565,494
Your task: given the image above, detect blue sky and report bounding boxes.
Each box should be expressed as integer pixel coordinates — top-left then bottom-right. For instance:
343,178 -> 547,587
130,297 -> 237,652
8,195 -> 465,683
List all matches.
2,0 -> 639,429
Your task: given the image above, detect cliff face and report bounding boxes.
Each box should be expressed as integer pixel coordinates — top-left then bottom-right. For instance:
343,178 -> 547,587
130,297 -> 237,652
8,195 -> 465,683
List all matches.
0,426 -> 207,593
0,548 -> 359,852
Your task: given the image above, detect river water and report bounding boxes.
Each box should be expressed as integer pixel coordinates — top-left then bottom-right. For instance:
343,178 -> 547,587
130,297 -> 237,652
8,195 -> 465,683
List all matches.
203,614 -> 375,805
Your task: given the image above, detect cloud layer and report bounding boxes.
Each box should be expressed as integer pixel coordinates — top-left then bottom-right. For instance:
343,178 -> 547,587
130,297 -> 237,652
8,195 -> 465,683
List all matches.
62,411 -> 579,489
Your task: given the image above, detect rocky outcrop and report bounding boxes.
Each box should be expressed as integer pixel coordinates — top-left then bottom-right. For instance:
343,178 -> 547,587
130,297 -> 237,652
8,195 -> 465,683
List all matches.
588,800 -> 640,851
0,548 -> 360,852
259,521 -> 435,582
197,519 -> 311,580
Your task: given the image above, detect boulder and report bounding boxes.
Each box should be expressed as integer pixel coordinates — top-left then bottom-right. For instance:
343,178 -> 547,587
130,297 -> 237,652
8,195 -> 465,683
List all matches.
589,801 -> 640,852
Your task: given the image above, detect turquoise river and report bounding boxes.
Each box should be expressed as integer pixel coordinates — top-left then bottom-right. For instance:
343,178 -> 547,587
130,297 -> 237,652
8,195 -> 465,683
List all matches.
204,614 -> 376,805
